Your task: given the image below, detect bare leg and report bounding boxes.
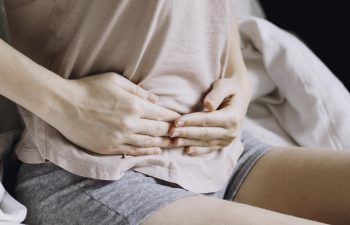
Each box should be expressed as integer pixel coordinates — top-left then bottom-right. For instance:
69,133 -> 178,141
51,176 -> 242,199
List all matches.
235,148 -> 350,225
142,196 -> 325,225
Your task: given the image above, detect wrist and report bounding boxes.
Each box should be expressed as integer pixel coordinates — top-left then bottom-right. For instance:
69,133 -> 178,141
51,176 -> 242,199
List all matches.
233,69 -> 251,102
0,40 -> 77,129
38,76 -> 77,127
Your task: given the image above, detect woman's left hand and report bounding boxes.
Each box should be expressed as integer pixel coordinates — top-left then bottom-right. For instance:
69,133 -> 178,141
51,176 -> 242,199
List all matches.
169,75 -> 251,156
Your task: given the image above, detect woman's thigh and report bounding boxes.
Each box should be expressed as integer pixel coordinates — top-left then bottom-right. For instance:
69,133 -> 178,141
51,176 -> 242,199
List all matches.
234,148 -> 350,225
141,195 -> 325,225
16,161 -> 325,225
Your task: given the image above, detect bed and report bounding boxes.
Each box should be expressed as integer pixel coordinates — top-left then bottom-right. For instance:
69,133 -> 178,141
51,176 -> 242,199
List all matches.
235,0 -> 350,150
1,0 -> 350,223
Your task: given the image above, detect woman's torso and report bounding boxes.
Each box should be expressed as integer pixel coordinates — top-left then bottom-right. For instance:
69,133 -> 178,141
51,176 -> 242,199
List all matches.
6,0 -> 243,193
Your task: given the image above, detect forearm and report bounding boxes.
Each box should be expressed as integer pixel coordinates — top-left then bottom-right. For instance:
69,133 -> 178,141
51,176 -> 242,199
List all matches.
228,17 -> 246,75
0,39 -> 71,123
227,17 -> 251,101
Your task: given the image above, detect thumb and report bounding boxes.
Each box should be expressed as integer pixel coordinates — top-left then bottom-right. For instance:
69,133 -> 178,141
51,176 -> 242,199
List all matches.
204,79 -> 234,111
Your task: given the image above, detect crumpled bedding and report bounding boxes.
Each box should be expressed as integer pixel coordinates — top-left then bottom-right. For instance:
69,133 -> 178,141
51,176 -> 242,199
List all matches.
240,17 -> 350,149
1,3 -> 350,224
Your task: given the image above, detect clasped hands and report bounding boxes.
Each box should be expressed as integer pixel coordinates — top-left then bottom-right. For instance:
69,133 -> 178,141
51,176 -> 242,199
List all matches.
59,72 -> 250,157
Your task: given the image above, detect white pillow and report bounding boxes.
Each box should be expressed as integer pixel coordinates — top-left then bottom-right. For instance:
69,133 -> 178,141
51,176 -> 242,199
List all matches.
240,18 -> 350,149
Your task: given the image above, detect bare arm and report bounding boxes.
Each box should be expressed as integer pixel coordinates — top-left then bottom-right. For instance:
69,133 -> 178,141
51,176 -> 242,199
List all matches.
0,39 -> 69,122
0,39 -> 179,155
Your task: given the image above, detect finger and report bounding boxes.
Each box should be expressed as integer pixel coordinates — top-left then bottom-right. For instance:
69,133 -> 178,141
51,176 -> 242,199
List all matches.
204,78 -> 235,111
135,119 -> 172,137
174,111 -> 231,128
185,146 -> 222,156
169,127 -> 233,140
109,145 -> 162,156
113,75 -> 159,103
172,138 -> 230,148
140,101 -> 181,122
126,134 -> 172,148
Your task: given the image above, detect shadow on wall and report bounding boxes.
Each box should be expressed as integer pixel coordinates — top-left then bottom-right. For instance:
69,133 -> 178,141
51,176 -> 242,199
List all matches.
259,0 -> 350,90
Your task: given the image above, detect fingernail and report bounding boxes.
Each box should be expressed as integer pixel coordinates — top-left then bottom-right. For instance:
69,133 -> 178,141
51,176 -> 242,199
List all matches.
168,128 -> 175,136
170,131 -> 179,138
204,100 -> 214,111
186,147 -> 194,155
174,138 -> 182,146
176,121 -> 184,127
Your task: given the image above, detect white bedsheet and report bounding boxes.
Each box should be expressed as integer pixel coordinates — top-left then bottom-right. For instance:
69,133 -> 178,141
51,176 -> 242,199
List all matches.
240,17 -> 350,149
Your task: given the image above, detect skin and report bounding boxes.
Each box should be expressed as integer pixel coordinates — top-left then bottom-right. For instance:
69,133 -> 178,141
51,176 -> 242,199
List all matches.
234,148 -> 350,225
141,196 -> 326,225
1,14 -> 349,224
0,39 -> 179,156
142,148 -> 350,225
170,17 -> 251,155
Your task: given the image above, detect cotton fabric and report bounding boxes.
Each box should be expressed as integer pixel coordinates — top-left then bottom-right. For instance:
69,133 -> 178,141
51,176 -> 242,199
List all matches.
15,132 -> 272,225
5,0 -> 244,193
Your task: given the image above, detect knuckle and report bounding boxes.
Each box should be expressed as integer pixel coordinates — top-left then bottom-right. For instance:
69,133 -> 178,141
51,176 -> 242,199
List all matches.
143,137 -> 154,147
205,140 -> 211,147
111,132 -> 124,144
134,86 -> 142,97
152,111 -> 163,121
127,120 -> 136,131
119,119 -> 134,131
119,120 -> 129,130
106,74 -> 121,86
127,100 -> 141,114
104,72 -> 116,80
200,129 -> 209,139
225,115 -> 238,128
155,124 -> 166,136
201,119 -> 209,127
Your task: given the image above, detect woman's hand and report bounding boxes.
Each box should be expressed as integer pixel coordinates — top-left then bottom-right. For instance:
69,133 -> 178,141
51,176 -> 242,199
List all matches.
169,74 -> 251,156
51,73 -> 180,156
169,16 -> 250,156
1,41 -> 179,156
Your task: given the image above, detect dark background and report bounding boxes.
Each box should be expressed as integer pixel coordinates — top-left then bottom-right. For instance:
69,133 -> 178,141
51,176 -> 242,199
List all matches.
259,0 -> 350,90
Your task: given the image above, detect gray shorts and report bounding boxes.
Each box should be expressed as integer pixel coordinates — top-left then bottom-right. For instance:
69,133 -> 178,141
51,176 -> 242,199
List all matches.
14,131 -> 273,225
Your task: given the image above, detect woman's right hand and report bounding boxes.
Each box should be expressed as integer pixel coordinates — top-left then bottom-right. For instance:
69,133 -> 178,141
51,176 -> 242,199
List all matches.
49,73 -> 180,156
1,41 -> 178,156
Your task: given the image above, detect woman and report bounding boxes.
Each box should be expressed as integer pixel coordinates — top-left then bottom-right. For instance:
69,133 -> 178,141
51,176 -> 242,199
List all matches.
0,0 -> 349,224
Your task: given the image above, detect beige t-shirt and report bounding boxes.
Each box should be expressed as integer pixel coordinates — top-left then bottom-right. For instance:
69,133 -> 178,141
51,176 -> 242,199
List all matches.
6,0 -> 243,193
